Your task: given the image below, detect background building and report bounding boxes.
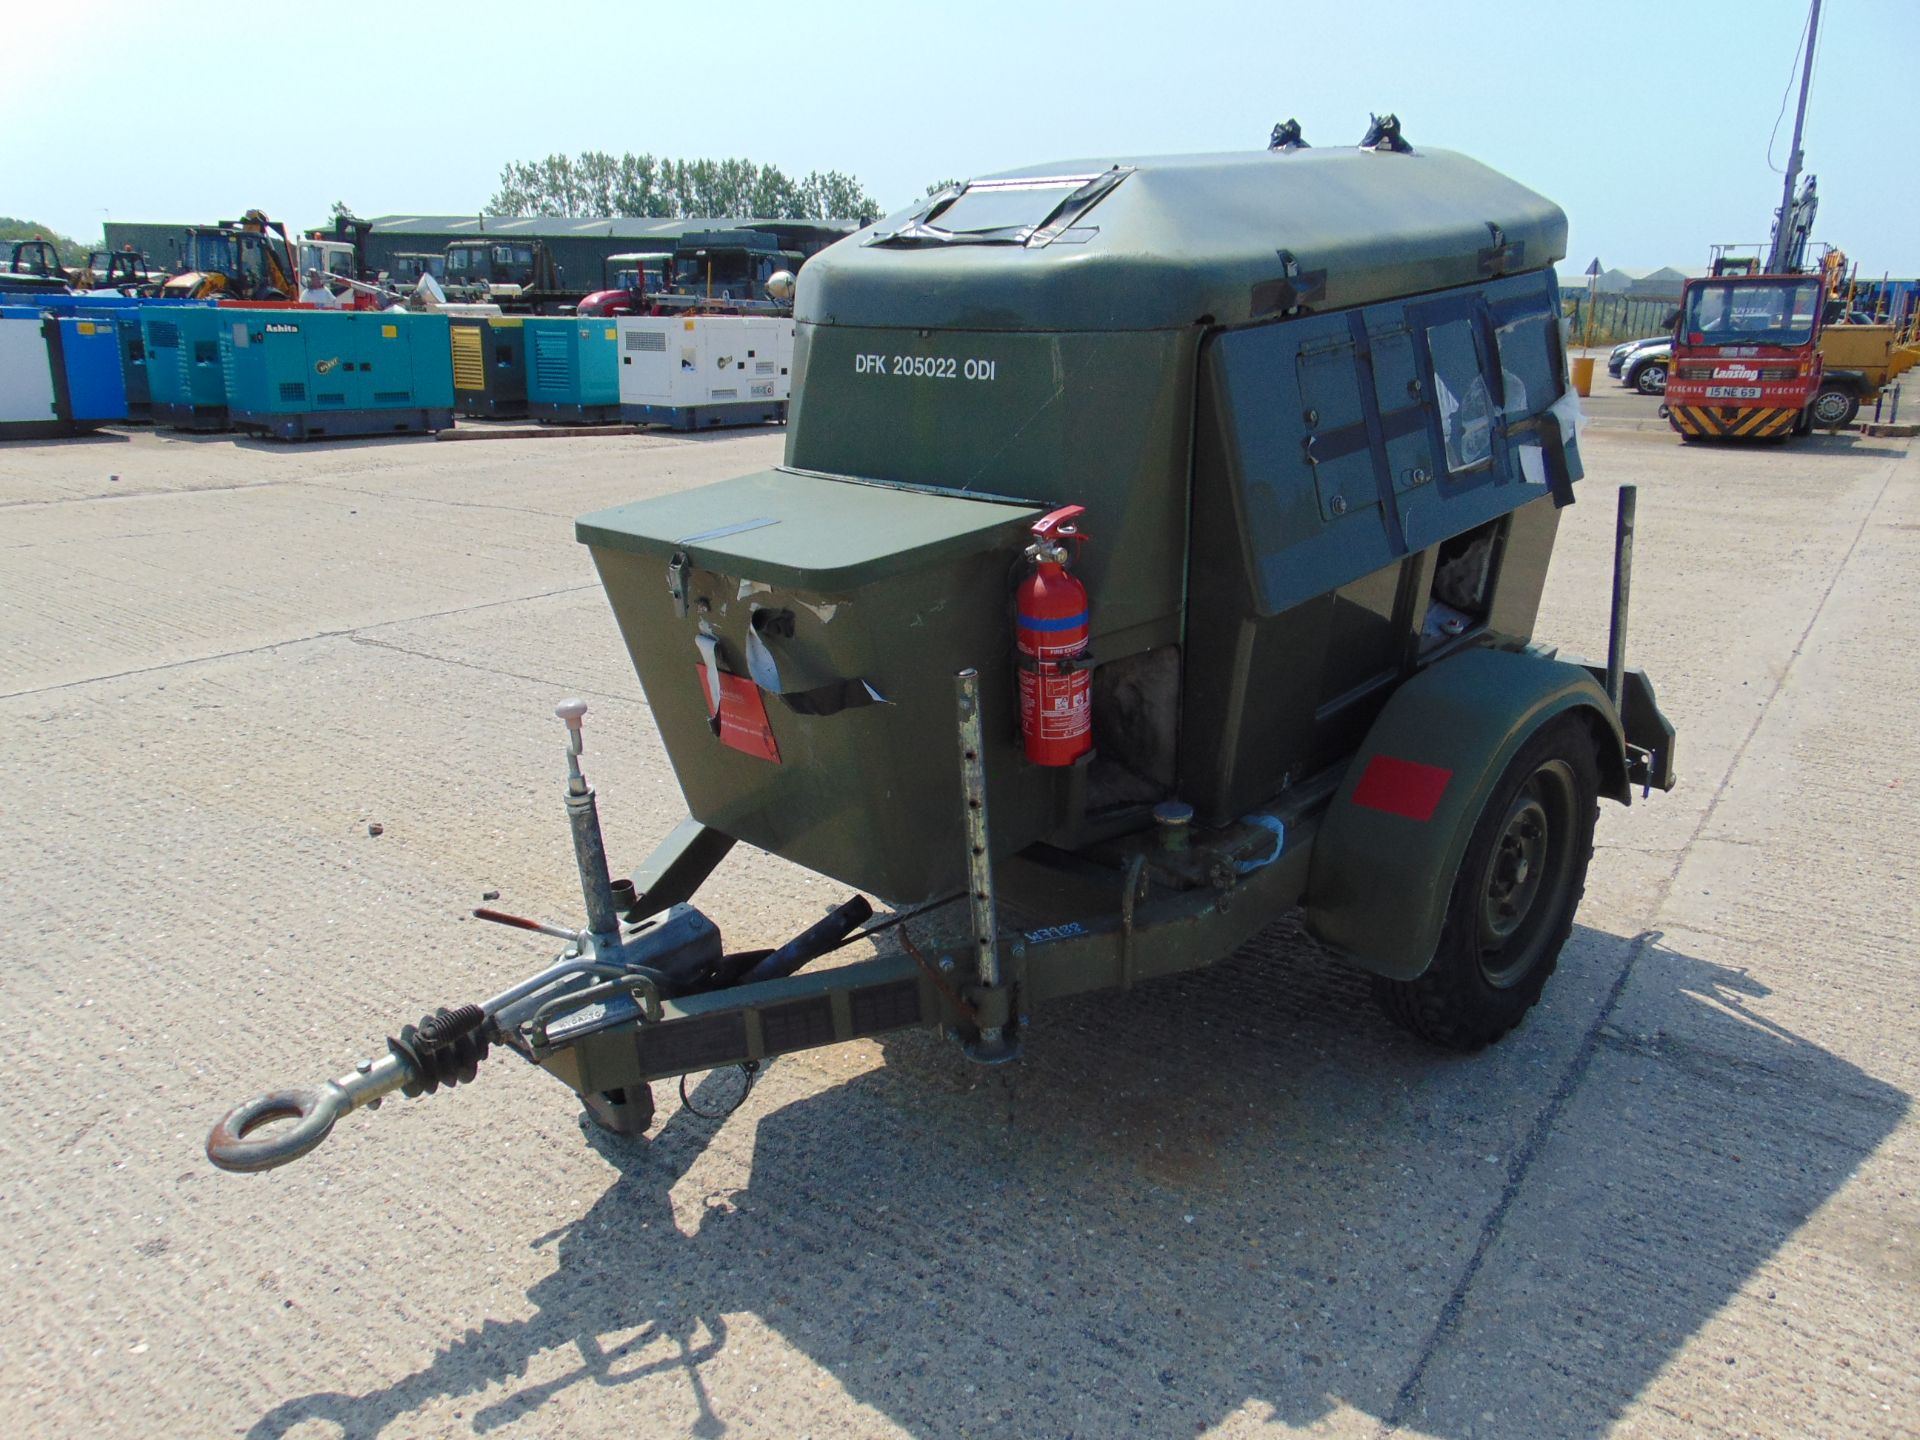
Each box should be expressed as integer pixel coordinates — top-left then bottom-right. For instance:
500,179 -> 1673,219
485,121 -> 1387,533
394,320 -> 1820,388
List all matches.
106,215 -> 859,285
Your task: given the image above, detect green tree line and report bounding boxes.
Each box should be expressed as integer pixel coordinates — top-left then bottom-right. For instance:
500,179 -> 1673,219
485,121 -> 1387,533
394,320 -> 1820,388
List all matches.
487,153 -> 882,222
0,217 -> 92,265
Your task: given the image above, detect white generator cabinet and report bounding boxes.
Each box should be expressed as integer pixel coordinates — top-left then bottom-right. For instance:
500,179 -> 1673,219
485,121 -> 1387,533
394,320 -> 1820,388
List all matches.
0,311 -> 59,437
616,314 -> 792,431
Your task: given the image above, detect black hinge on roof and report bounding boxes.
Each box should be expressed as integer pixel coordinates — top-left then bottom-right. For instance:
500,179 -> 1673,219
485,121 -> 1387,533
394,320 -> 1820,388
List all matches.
1268,119 -> 1310,151
1478,222 -> 1526,277
1359,113 -> 1412,153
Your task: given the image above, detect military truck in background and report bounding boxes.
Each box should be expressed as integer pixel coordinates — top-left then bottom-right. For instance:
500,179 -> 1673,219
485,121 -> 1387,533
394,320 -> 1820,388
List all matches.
441,237 -> 586,313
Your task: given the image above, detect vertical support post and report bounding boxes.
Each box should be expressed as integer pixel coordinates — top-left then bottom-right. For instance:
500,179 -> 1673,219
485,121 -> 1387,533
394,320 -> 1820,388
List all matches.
954,669 -> 1016,1062
555,699 -> 622,952
1606,487 -> 1637,711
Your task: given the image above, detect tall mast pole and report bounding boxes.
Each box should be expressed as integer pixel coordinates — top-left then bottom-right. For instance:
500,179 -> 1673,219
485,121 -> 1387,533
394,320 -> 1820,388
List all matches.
1768,0 -> 1822,274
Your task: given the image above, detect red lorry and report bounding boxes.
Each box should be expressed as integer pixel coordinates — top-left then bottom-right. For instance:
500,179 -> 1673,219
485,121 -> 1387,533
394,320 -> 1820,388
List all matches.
1664,271 -> 1858,440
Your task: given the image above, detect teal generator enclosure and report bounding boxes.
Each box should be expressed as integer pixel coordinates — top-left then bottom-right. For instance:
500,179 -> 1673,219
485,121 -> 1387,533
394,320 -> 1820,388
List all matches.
525,317 -> 621,423
144,305 -> 232,430
222,310 -> 454,440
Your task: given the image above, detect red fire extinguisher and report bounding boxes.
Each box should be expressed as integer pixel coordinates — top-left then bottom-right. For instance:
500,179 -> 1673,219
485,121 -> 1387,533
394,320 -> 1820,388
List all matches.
1016,505 -> 1093,767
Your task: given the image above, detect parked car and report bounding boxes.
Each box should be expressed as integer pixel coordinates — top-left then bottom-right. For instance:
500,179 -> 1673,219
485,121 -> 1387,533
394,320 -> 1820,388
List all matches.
1607,334 -> 1666,379
1621,339 -> 1671,395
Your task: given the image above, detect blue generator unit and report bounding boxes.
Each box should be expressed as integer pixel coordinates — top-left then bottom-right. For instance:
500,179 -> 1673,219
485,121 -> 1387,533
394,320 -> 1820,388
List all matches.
222,311 -> 454,440
44,314 -> 129,429
75,298 -> 160,421
145,306 -> 233,430
525,317 -> 621,423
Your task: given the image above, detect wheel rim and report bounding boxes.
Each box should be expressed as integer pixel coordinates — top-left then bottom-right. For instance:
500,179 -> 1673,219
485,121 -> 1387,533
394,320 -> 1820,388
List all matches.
1637,364 -> 1667,394
1812,390 -> 1850,425
1476,760 -> 1577,987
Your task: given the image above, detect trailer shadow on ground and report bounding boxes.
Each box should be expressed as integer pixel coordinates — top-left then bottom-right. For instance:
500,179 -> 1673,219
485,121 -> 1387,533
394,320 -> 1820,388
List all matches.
245,923 -> 1908,1439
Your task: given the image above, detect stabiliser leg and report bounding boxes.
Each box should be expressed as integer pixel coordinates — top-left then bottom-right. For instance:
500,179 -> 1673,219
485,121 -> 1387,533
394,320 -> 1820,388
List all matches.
955,668 -> 1019,1063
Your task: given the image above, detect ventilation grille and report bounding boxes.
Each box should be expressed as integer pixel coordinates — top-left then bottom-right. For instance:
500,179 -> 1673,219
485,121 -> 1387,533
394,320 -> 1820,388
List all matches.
755,360 -> 776,375
279,383 -> 305,403
450,325 -> 485,391
316,392 -> 347,406
148,322 -> 178,349
532,330 -> 570,390
373,390 -> 409,403
625,329 -> 667,352
710,388 -> 738,400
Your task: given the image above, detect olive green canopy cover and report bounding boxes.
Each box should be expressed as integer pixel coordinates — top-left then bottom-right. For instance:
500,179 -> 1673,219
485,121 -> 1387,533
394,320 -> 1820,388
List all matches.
799,145 -> 1568,333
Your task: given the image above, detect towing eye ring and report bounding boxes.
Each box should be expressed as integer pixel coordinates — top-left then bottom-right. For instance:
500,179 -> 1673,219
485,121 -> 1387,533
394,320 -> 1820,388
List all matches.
207,1086 -> 345,1173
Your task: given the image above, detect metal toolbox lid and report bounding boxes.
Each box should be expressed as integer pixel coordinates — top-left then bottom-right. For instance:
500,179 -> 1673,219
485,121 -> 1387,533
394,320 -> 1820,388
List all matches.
576,467 -> 1042,592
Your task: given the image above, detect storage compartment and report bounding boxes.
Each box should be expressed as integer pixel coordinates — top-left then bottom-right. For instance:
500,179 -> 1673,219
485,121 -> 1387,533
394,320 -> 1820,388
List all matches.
578,469 -> 1045,902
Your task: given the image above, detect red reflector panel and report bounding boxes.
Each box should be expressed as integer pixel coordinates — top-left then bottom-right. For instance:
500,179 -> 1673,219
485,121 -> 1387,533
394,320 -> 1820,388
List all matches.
1351,755 -> 1453,822
696,664 -> 781,763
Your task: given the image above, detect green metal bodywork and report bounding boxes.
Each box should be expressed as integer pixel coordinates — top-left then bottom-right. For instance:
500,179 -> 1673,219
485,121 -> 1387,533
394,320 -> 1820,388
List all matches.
581,472 -> 1047,902
560,140 -> 1661,1081
1303,647 -> 1622,979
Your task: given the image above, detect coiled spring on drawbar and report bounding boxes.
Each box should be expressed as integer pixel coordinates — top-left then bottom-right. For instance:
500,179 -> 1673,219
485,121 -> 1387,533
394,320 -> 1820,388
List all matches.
389,1004 -> 490,1095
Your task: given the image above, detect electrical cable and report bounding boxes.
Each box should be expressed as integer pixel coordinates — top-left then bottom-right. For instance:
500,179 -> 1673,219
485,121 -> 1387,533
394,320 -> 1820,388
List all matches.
1766,0 -> 1816,174
819,893 -> 964,958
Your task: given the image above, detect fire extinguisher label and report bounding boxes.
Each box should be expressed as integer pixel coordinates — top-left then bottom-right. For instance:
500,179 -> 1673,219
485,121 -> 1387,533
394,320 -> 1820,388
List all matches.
1017,625 -> 1092,758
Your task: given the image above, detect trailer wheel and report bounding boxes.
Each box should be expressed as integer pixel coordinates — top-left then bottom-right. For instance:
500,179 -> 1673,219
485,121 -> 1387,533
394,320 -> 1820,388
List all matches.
1809,385 -> 1859,429
1373,715 -> 1599,1051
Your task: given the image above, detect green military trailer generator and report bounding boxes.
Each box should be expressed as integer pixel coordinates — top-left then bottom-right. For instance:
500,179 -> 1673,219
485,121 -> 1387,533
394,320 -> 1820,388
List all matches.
210,123 -> 1676,1172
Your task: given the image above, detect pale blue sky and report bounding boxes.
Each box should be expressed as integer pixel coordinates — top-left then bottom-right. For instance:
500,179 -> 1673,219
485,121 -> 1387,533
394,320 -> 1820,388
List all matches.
4,0 -> 1913,275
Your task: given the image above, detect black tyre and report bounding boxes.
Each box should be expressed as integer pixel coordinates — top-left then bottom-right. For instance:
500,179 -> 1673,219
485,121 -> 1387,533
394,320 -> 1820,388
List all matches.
1632,360 -> 1668,395
1809,385 -> 1859,429
1373,714 -> 1600,1050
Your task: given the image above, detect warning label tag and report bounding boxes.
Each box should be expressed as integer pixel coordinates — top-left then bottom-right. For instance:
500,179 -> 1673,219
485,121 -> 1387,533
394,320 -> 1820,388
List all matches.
696,664 -> 780,762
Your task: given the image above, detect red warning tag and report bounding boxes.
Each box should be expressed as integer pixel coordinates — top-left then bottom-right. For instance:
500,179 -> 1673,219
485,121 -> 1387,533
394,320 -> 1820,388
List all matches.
696,664 -> 780,762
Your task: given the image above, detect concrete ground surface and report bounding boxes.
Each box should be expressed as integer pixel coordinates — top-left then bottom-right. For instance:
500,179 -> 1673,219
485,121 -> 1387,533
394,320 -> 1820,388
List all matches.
0,394 -> 1914,1440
